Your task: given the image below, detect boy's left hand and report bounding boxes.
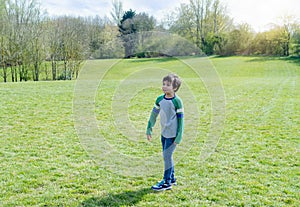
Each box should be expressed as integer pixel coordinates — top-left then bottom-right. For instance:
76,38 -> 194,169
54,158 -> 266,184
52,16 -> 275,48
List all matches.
147,134 -> 152,142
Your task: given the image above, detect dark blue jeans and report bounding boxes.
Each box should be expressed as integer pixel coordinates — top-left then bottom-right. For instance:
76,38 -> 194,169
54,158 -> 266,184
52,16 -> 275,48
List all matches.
161,136 -> 176,184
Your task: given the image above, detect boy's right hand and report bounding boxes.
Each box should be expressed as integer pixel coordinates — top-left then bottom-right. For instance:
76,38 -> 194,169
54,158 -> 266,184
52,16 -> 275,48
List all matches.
147,135 -> 152,142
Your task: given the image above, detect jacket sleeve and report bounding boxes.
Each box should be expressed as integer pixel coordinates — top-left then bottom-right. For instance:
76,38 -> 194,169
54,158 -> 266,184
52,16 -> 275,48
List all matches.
146,97 -> 161,135
174,97 -> 184,144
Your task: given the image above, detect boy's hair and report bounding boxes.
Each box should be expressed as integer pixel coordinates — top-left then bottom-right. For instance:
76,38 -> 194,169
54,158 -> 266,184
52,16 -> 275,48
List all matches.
163,74 -> 182,92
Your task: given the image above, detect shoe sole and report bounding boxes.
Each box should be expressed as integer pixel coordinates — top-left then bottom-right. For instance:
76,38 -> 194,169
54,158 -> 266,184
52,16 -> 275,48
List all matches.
152,186 -> 172,191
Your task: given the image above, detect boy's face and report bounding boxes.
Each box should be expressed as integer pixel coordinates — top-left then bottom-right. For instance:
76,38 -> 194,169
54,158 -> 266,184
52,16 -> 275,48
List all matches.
162,80 -> 176,95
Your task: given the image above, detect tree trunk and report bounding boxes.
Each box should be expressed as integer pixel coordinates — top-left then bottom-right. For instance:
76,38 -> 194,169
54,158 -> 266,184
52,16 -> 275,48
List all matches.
14,67 -> 18,82
24,65 -> 28,81
34,61 -> 39,81
11,66 -> 14,82
2,66 -> 7,82
286,32 -> 290,56
1,61 -> 7,83
64,58 -> 67,80
1,38 -> 6,82
123,35 -> 136,58
45,63 -> 49,80
52,59 -> 56,80
19,64 -> 23,82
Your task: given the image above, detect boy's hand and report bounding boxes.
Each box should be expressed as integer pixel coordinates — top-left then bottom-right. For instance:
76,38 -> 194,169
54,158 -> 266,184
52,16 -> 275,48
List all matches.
147,135 -> 152,142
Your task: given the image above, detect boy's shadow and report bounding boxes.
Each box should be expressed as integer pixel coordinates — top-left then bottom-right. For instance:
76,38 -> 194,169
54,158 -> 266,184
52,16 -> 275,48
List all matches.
80,188 -> 153,207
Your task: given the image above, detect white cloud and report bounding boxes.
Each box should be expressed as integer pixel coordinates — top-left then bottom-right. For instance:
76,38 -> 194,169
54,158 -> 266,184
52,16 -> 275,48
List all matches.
40,0 -> 188,18
40,0 -> 300,31
224,0 -> 300,31
41,0 -> 111,17
121,0 -> 188,20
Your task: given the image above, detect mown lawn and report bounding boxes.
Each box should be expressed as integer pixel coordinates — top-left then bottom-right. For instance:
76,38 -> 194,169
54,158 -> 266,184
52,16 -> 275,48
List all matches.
0,56 -> 299,206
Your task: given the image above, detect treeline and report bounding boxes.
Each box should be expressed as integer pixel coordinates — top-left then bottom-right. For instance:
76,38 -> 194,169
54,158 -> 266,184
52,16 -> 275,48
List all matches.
0,0 -> 121,82
1,0 -> 300,82
166,1 -> 300,56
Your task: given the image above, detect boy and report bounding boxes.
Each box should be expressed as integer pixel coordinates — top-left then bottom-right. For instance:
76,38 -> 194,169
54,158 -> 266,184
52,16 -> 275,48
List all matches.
146,74 -> 184,191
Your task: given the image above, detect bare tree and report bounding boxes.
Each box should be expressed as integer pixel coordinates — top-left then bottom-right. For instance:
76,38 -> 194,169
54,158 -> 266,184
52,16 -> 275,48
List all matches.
110,0 -> 123,26
0,0 -> 8,82
45,18 -> 60,80
190,0 -> 204,49
168,0 -> 232,55
47,16 -> 89,80
0,37 -> 8,82
169,4 -> 195,42
3,0 -> 44,81
280,15 -> 298,56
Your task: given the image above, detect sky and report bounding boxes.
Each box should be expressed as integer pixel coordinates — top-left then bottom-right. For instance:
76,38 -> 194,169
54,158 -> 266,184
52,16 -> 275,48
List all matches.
40,0 -> 300,32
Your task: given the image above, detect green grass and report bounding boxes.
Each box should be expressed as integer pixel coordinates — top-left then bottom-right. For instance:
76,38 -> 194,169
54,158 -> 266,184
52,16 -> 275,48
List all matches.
0,56 -> 299,206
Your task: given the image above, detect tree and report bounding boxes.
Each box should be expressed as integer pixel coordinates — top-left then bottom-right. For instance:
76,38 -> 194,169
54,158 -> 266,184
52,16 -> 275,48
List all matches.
189,0 -> 205,49
279,15 -> 299,56
2,0 -> 44,82
250,27 -> 287,56
168,4 -> 195,43
4,0 -> 21,82
133,12 -> 156,32
27,1 -> 45,81
250,32 -> 268,55
85,15 -> 120,59
110,0 -> 123,26
271,26 -> 289,56
222,29 -> 241,55
133,12 -> 156,56
168,0 -> 232,55
219,23 -> 254,56
0,0 -> 8,82
291,28 -> 300,56
98,24 -> 122,59
205,0 -> 234,55
119,9 -> 137,57
86,15 -> 105,55
0,36 -> 8,82
119,9 -> 136,39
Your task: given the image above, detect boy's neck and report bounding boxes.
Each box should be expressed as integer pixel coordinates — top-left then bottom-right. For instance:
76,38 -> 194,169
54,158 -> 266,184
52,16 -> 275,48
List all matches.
165,92 -> 175,99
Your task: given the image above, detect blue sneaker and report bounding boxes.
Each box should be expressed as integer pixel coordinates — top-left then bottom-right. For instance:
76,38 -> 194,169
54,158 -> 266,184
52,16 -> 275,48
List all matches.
151,180 -> 172,191
171,179 -> 177,186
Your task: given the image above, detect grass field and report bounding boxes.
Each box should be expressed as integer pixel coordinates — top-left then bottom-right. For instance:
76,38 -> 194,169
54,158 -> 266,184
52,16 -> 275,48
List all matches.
0,56 -> 299,206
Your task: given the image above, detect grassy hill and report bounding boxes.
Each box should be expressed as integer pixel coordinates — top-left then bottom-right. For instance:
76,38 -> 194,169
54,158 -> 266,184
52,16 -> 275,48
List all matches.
0,56 -> 299,206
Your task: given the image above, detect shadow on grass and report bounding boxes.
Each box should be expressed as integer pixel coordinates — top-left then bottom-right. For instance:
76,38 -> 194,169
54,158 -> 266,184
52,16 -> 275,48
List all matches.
127,55 -> 204,63
245,56 -> 300,66
286,56 -> 300,66
80,188 -> 153,207
244,56 -> 292,63
210,55 -> 232,59
128,57 -> 177,63
211,55 -> 300,65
